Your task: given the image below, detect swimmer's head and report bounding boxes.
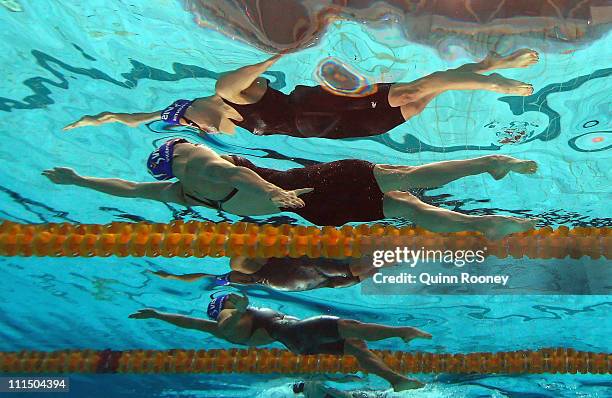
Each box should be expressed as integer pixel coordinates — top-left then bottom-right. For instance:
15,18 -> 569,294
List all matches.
206,294 -> 230,320
214,273 -> 231,287
160,99 -> 219,134
292,381 -> 305,394
161,100 -> 192,125
146,138 -> 189,180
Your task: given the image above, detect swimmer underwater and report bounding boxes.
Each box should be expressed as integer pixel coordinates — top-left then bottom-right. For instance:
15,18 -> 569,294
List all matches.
129,293 -> 432,392
63,49 -> 538,138
151,256 -> 383,292
286,380 -> 394,398
43,138 -> 539,239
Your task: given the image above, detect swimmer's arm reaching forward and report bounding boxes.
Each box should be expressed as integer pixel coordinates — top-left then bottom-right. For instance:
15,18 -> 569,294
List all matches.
128,295 -> 250,338
63,111 -> 160,131
129,309 -> 222,337
42,167 -> 187,204
215,54 -> 282,104
150,270 -> 214,282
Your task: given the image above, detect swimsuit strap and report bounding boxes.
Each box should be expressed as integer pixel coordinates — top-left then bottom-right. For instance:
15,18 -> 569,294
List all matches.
182,116 -> 203,131
184,188 -> 239,210
218,188 -> 239,205
183,155 -> 241,210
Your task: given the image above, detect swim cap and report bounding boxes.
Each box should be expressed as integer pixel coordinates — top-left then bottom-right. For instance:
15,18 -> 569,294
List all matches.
292,381 -> 305,394
207,294 -> 229,320
214,273 -> 232,287
160,99 -> 194,125
146,138 -> 189,180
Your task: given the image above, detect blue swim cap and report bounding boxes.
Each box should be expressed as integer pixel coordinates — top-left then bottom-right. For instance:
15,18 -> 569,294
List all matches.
214,273 -> 232,287
207,294 -> 229,320
160,99 -> 194,125
147,138 -> 189,180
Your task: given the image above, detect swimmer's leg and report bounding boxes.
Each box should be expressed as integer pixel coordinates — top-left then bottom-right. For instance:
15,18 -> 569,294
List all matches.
389,49 -> 538,118
374,155 -> 538,191
344,339 -> 424,391
453,49 -> 539,74
389,71 -> 533,111
338,319 -> 431,343
382,191 -> 538,240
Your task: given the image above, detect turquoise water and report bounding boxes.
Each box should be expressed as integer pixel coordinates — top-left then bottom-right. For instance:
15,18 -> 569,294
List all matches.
1,1 -> 611,397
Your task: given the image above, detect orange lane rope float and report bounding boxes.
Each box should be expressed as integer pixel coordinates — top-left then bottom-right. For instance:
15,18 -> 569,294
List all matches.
0,221 -> 609,259
0,348 -> 609,374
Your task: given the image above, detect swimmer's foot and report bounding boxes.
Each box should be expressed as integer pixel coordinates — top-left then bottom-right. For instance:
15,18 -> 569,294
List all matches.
487,73 -> 533,96
485,49 -> 539,70
393,377 -> 425,392
487,155 -> 538,180
401,327 -> 432,343
480,216 -> 539,240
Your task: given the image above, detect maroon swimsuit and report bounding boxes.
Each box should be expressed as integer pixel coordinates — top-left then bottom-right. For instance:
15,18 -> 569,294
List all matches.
230,155 -> 386,226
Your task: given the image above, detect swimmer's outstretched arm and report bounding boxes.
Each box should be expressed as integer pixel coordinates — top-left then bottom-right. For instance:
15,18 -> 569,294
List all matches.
215,54 -> 282,104
129,309 -> 221,336
63,111 -> 160,131
150,270 -> 213,282
42,167 -> 187,205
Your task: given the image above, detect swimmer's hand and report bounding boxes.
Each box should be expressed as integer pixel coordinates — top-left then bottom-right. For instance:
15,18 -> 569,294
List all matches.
63,112 -> 120,130
149,270 -> 171,278
42,167 -> 82,185
63,111 -> 154,130
269,187 -> 313,209
226,293 -> 249,312
128,309 -> 159,319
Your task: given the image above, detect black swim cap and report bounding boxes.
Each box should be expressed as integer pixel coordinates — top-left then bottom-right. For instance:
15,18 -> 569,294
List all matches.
292,381 -> 305,394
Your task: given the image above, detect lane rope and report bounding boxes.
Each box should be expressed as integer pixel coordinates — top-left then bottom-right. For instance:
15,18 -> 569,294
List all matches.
0,348 -> 609,374
0,221 -> 609,259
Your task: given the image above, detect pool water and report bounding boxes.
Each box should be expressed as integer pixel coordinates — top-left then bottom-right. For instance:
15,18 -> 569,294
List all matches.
1,1 -> 611,397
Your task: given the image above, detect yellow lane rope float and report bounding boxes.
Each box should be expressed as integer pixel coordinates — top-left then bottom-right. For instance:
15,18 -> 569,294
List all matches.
0,348 -> 609,374
0,221 -> 609,259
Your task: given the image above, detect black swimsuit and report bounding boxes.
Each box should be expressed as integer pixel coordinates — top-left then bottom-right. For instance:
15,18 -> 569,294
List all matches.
247,307 -> 345,355
221,81 -> 405,138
